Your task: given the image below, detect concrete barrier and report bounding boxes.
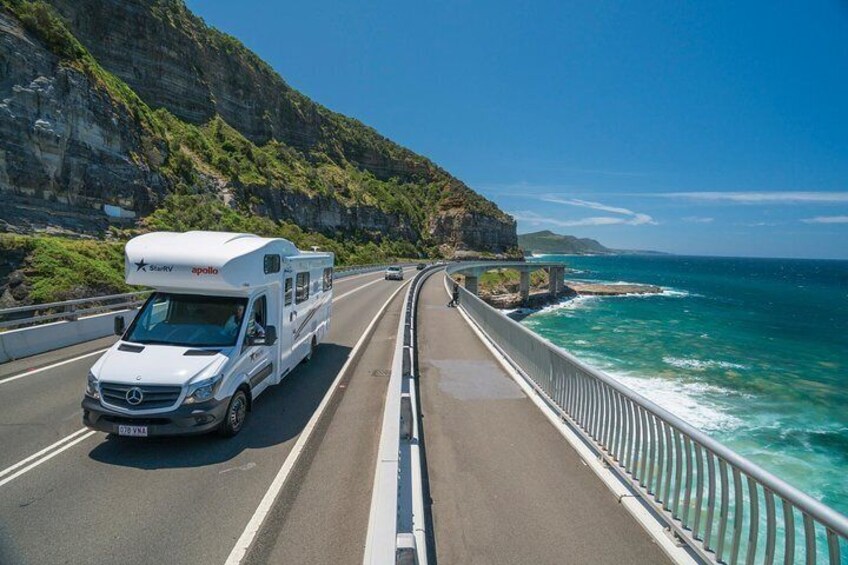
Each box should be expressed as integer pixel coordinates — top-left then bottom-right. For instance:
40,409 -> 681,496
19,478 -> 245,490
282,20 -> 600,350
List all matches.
0,309 -> 138,363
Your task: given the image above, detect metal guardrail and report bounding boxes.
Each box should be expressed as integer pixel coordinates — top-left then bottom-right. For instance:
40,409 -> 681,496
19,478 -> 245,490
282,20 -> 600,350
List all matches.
0,291 -> 151,330
0,262 -> 415,331
365,264 -> 441,565
445,265 -> 848,564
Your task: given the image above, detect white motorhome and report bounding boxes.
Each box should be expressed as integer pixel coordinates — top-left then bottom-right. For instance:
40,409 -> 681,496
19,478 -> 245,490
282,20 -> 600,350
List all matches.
82,231 -> 334,437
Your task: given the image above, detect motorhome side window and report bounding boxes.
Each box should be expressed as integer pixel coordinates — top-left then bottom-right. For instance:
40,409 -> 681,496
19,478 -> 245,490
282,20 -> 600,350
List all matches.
323,267 -> 333,291
264,254 -> 280,274
284,278 -> 293,306
296,272 -> 310,303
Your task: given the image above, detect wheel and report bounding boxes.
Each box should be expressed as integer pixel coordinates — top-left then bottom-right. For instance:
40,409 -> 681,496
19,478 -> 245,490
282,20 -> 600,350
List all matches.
218,390 -> 248,437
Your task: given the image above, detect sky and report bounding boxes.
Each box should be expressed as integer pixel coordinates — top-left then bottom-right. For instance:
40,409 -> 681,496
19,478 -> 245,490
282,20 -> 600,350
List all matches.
185,1 -> 848,259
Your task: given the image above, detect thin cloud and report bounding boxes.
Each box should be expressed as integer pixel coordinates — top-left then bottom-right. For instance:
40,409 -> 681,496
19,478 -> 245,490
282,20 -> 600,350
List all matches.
801,216 -> 848,224
537,195 -> 656,225
682,216 -> 715,223
658,191 -> 848,204
738,221 -> 780,227
511,210 -> 652,228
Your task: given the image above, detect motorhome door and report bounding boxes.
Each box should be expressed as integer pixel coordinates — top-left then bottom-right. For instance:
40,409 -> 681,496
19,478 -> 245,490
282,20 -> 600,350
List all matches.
241,294 -> 274,393
279,276 -> 295,375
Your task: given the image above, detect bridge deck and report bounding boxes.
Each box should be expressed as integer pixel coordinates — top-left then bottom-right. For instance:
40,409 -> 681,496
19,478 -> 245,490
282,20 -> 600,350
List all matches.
417,272 -> 668,564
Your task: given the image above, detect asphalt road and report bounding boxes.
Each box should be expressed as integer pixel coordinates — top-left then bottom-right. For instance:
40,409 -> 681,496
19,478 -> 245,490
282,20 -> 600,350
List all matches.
0,268 -> 413,565
416,272 -> 669,565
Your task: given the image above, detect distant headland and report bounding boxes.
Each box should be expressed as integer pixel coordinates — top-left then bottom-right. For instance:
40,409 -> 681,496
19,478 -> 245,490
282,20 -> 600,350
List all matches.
518,230 -> 668,256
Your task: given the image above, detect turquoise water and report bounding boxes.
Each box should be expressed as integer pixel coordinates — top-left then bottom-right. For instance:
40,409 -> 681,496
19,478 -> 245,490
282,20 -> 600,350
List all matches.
523,254 -> 848,514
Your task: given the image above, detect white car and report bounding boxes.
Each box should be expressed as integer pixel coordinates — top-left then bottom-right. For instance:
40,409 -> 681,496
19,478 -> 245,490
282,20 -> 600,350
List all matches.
385,266 -> 404,280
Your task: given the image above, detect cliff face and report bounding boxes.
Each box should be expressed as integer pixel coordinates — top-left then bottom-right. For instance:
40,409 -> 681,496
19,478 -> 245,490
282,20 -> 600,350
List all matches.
0,10 -> 168,233
0,0 -> 517,254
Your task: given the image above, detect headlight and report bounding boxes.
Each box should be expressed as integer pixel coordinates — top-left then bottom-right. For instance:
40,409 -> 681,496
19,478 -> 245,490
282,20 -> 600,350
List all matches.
85,372 -> 100,399
183,374 -> 223,404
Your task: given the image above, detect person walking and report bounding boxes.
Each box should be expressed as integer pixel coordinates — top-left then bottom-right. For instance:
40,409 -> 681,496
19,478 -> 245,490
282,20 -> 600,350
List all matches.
448,281 -> 460,308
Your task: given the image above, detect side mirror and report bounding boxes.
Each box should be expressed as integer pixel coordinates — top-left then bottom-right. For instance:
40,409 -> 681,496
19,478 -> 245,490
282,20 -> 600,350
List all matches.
264,325 -> 277,346
114,315 -> 125,336
248,325 -> 277,346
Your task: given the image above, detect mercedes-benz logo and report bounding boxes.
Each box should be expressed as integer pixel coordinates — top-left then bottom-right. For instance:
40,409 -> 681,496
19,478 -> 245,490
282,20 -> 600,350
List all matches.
126,387 -> 144,406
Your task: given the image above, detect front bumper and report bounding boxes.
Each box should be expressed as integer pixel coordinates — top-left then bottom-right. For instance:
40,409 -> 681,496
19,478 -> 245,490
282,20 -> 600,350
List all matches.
82,395 -> 228,436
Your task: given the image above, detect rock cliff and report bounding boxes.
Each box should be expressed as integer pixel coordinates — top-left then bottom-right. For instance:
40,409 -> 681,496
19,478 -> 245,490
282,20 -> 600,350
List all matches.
0,9 -> 168,232
0,0 -> 517,255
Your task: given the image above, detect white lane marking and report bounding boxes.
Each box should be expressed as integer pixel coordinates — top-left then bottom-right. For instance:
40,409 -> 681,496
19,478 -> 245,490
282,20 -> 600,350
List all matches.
0,348 -> 108,386
0,427 -> 90,480
0,429 -> 97,488
333,276 -> 386,303
225,278 -> 412,565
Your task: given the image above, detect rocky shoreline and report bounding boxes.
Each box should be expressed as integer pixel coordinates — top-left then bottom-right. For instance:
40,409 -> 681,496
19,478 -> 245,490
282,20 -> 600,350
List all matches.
563,281 -> 662,296
480,279 -> 662,310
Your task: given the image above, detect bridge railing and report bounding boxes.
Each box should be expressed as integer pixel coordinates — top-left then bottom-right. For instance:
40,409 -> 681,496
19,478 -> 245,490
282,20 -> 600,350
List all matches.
446,267 -> 848,564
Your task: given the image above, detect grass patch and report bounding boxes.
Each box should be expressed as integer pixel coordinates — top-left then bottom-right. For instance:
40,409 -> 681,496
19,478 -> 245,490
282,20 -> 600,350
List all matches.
0,234 -> 129,303
478,268 -> 550,295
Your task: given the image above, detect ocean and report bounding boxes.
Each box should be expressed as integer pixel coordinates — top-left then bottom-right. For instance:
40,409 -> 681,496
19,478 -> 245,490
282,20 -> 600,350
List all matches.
523,254 -> 848,515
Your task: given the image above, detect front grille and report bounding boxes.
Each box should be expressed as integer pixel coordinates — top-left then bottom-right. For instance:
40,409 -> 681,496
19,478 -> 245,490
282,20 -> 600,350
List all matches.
100,383 -> 182,410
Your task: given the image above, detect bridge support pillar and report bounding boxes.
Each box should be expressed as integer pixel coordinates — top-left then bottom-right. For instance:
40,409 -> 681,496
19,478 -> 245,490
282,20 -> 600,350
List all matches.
548,267 -> 556,296
519,270 -> 530,305
549,266 -> 564,296
465,275 -> 478,295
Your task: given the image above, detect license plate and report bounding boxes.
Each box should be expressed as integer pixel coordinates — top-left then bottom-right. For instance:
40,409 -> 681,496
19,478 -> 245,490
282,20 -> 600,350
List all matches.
118,425 -> 148,437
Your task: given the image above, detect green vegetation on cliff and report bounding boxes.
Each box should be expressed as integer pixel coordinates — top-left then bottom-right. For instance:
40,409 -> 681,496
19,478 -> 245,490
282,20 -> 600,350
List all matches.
0,235 -> 129,303
139,194 -> 426,264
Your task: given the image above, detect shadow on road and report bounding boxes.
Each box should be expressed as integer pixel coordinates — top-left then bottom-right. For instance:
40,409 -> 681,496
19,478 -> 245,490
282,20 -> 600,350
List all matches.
86,342 -> 352,469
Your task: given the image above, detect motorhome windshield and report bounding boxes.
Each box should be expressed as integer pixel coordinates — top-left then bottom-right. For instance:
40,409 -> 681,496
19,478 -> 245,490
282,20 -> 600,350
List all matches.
124,293 -> 249,347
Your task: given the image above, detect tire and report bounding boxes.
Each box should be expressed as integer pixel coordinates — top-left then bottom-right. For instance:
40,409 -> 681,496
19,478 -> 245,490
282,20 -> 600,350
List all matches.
218,390 -> 248,437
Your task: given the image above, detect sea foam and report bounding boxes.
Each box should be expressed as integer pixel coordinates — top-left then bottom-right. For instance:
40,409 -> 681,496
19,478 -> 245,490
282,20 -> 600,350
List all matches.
608,372 -> 743,432
662,356 -> 749,371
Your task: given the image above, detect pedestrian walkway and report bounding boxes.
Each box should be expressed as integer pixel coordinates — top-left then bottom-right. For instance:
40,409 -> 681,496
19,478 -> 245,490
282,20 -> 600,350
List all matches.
416,272 -> 669,564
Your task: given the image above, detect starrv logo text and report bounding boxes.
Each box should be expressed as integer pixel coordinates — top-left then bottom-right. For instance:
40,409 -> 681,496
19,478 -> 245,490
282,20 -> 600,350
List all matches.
191,266 -> 219,276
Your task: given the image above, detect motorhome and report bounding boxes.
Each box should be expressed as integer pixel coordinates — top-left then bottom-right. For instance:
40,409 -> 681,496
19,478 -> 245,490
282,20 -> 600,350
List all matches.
82,231 -> 334,437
